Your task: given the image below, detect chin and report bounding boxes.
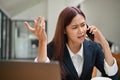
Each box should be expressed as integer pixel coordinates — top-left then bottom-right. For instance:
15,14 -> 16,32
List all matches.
79,36 -> 85,41
77,39 -> 84,44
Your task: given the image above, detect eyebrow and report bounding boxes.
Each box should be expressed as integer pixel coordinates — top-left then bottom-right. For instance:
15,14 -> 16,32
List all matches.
80,22 -> 86,24
72,22 -> 86,26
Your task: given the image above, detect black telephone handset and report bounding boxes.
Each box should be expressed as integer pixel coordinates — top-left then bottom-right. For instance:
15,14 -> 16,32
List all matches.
86,24 -> 94,41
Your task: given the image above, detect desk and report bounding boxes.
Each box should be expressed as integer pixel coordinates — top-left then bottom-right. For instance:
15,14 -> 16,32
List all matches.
112,53 -> 120,75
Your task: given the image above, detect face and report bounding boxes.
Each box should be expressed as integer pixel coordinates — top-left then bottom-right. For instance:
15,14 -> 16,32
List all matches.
65,14 -> 87,45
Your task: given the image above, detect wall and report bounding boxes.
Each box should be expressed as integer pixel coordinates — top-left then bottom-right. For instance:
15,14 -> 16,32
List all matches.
81,0 -> 120,44
12,0 -> 48,20
47,0 -> 66,42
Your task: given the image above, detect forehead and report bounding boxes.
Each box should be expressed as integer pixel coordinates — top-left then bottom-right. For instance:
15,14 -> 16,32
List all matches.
71,14 -> 85,24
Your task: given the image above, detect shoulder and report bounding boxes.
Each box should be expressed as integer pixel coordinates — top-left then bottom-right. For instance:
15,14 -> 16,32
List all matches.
47,42 -> 55,59
83,39 -> 103,54
83,39 -> 104,62
47,42 -> 54,49
83,39 -> 100,48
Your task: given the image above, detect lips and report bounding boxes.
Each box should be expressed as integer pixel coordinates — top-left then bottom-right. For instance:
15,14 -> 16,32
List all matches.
78,35 -> 84,38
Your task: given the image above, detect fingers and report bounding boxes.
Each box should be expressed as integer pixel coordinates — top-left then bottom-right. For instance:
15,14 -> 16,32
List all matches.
35,16 -> 46,37
88,26 -> 97,34
36,16 -> 45,29
37,17 -> 44,31
25,16 -> 46,39
37,16 -> 44,27
41,17 -> 45,29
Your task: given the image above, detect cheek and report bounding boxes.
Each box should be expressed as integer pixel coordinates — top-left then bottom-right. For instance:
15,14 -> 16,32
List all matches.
67,33 -> 76,42
66,29 -> 76,34
65,28 -> 78,37
66,31 -> 77,39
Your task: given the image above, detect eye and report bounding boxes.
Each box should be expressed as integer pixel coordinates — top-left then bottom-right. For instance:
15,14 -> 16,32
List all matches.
80,23 -> 86,27
72,25 -> 78,29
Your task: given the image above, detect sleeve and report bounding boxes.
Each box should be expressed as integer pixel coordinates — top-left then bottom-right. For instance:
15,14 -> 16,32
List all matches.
34,57 -> 50,63
104,58 -> 118,76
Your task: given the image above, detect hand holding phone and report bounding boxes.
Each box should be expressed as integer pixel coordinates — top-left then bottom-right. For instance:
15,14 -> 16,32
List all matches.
86,25 -> 94,41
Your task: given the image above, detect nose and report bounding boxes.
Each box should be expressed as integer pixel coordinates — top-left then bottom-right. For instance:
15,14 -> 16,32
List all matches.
78,27 -> 84,33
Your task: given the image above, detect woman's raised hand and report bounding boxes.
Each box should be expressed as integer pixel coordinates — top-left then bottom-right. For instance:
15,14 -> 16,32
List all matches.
24,16 -> 47,43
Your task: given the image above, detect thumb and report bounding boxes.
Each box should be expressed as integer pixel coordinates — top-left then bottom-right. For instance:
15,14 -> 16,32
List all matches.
24,21 -> 34,33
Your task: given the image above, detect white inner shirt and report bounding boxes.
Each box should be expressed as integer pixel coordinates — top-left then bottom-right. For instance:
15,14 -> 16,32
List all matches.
66,43 -> 84,77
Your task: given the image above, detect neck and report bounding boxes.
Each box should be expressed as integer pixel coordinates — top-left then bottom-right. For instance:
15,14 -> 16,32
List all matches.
67,42 -> 82,54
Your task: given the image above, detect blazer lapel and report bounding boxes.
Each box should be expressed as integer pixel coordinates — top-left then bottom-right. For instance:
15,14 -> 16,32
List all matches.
63,45 -> 79,78
80,40 -> 94,78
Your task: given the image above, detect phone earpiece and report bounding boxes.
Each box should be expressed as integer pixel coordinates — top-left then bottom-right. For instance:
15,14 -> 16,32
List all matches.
86,24 -> 94,41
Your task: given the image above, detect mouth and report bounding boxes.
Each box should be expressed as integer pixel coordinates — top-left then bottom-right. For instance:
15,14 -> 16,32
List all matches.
77,35 -> 84,39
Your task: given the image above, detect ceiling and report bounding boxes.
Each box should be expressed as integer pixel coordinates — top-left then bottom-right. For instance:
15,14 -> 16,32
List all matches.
0,0 -> 43,17
0,0 -> 85,18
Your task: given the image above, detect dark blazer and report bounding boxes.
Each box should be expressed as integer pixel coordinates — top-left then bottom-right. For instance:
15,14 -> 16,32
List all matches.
47,39 -> 118,80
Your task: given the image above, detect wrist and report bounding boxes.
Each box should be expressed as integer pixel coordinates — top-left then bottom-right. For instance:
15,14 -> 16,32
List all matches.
100,39 -> 108,48
39,40 -> 47,45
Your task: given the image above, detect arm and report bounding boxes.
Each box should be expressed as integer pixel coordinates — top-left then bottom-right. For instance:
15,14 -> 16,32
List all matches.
89,26 -> 118,76
25,16 -> 48,62
89,26 -> 114,66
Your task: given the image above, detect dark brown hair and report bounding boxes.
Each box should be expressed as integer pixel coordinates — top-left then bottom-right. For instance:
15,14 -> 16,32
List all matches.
49,6 -> 86,79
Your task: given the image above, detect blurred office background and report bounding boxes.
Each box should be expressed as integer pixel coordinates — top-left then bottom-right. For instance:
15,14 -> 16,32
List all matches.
0,0 -> 120,60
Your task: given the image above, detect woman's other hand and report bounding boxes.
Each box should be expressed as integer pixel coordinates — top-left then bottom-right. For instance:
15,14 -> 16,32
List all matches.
24,16 -> 47,43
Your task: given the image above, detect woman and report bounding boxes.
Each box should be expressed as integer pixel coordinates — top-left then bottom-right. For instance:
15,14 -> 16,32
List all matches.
25,7 -> 118,80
